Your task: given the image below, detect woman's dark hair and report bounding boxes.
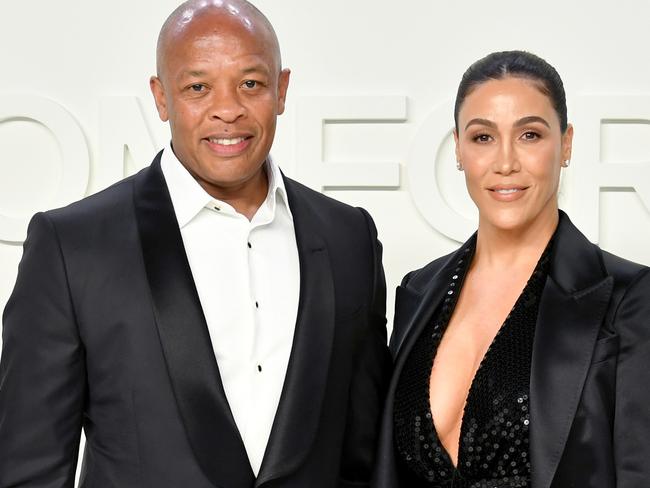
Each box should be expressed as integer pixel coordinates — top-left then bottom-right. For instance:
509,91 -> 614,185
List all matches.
454,50 -> 568,133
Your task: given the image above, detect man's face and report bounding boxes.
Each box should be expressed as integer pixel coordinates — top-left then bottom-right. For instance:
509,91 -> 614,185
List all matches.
150,13 -> 290,195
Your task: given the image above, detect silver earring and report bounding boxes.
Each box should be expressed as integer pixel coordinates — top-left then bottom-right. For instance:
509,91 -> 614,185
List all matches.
456,161 -> 463,171
563,159 -> 570,167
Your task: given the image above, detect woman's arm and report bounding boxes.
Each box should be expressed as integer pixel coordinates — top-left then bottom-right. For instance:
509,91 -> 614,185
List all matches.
613,267 -> 650,486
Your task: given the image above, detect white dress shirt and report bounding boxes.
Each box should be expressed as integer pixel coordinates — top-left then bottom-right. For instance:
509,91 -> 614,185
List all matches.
160,146 -> 300,476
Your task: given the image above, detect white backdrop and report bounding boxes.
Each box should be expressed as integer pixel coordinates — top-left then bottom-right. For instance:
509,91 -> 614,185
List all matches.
2,1 -> 650,483
2,1 -> 650,359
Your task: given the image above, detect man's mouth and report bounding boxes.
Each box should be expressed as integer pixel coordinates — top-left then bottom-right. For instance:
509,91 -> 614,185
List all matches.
207,136 -> 248,146
203,135 -> 252,156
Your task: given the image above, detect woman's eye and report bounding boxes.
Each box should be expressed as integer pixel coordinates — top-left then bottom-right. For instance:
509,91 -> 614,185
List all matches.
522,131 -> 539,140
473,134 -> 492,143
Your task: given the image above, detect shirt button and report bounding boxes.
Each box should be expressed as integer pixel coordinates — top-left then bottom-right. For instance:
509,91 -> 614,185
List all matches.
255,301 -> 259,308
248,242 -> 252,249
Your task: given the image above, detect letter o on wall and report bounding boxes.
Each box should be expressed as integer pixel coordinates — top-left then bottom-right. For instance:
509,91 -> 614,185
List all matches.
406,99 -> 475,242
0,95 -> 89,243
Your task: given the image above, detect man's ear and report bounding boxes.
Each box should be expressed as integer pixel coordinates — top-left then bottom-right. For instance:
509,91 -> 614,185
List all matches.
150,76 -> 169,122
276,68 -> 291,115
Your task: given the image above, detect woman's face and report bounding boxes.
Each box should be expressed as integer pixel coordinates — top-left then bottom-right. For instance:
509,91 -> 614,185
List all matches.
454,76 -> 573,234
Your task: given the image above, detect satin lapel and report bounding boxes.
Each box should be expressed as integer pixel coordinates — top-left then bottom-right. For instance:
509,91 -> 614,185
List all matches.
392,240 -> 474,370
255,179 -> 335,487
373,242 -> 472,486
530,213 -> 613,488
134,154 -> 254,488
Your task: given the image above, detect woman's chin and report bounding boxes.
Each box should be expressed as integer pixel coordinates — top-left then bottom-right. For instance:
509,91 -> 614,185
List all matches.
480,209 -> 529,233
479,205 -> 559,236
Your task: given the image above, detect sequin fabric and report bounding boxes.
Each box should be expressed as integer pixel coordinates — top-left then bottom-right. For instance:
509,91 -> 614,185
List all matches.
393,237 -> 552,488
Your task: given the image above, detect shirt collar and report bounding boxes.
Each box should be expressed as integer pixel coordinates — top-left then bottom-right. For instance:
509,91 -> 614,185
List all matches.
160,143 -> 292,228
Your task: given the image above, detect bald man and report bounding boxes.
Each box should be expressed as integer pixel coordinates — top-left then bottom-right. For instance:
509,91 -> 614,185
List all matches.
0,1 -> 391,487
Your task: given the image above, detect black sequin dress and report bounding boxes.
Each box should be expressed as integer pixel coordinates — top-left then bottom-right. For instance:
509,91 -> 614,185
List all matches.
393,237 -> 552,488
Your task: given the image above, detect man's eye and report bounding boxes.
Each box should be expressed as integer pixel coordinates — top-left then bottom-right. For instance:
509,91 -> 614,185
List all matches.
190,84 -> 205,92
242,80 -> 258,89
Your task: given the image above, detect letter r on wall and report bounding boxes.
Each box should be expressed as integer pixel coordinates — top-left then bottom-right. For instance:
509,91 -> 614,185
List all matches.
569,95 -> 650,242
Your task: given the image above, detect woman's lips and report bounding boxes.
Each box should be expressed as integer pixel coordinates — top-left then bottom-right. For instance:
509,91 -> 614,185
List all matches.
487,186 -> 529,202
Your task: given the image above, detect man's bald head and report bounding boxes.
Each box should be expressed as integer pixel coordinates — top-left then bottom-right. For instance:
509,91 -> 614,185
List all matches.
156,0 -> 282,81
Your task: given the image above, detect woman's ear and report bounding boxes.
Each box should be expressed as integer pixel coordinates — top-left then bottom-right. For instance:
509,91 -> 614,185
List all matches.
561,124 -> 574,163
453,129 -> 461,163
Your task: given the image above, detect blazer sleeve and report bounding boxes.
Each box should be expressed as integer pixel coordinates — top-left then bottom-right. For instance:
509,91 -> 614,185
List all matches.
338,208 -> 392,487
0,213 -> 85,488
612,267 -> 650,486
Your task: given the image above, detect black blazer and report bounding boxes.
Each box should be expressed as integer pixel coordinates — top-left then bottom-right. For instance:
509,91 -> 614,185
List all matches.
374,212 -> 650,488
0,152 -> 391,488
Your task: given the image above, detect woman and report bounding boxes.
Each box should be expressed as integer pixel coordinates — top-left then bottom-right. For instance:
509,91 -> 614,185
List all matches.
374,51 -> 650,488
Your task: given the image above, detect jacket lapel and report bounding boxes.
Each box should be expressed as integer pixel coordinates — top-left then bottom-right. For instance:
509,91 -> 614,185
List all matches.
530,212 -> 613,488
134,153 -> 254,488
392,243 -> 472,367
255,178 -> 336,487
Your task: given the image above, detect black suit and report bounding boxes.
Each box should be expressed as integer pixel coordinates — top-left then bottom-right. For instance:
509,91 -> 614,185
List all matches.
374,212 -> 650,488
0,152 -> 391,488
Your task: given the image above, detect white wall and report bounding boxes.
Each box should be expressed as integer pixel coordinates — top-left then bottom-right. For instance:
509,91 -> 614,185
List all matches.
2,0 -> 650,347
2,1 -> 650,484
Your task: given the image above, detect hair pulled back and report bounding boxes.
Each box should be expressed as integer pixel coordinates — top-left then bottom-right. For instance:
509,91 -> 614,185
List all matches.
454,50 -> 568,133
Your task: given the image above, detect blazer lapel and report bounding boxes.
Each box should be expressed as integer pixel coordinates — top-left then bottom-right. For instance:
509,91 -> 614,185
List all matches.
392,244 -> 472,367
530,212 -> 613,488
134,153 -> 254,488
255,178 -> 336,487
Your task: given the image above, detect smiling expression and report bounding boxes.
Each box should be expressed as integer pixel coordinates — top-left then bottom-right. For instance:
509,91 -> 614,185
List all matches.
454,76 -> 573,235
150,10 -> 290,198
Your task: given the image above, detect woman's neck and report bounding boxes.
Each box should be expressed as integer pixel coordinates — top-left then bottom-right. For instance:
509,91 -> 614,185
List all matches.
474,209 -> 559,271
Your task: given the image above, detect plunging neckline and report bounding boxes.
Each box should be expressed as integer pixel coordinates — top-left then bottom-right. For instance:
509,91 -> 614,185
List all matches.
429,286 -> 520,470
429,246 -> 545,471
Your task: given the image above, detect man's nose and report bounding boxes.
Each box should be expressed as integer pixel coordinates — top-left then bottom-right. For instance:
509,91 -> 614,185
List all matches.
208,87 -> 246,123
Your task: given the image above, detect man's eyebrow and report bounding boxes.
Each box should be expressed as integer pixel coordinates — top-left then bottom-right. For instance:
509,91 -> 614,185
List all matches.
514,115 -> 551,128
465,118 -> 497,130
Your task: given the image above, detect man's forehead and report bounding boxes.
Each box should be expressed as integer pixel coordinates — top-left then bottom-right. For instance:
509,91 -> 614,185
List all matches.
175,61 -> 273,82
167,20 -> 276,66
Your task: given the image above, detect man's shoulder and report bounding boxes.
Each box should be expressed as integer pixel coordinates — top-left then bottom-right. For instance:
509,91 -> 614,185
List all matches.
45,167 -> 147,226
283,176 -> 359,214
282,176 -> 378,252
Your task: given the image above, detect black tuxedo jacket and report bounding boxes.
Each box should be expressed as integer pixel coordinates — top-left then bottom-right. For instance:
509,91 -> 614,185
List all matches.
0,153 -> 391,488
373,212 -> 650,488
